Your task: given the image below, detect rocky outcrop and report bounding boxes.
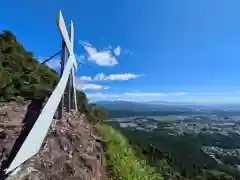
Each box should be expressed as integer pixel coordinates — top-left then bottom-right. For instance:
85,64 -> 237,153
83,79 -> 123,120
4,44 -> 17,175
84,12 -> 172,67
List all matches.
0,101 -> 109,180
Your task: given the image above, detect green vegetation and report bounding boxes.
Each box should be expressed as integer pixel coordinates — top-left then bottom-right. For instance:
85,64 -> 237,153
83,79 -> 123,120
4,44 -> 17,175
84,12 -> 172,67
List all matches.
107,109 -> 240,118
84,103 -> 108,124
2,29 -> 238,180
2,29 -> 163,180
0,29 -> 108,123
0,30 -> 59,101
108,121 -> 239,180
95,123 -> 163,180
0,30 -> 88,110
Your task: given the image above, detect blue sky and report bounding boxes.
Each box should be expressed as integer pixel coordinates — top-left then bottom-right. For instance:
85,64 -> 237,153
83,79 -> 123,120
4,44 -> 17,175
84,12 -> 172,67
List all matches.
2,0 -> 240,103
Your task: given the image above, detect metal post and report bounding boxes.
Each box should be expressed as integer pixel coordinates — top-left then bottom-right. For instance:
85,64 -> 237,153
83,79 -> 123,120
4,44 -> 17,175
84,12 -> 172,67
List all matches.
65,24 -> 72,112
68,21 -> 77,111
66,75 -> 71,112
57,39 -> 66,119
70,69 -> 74,109
72,68 -> 78,111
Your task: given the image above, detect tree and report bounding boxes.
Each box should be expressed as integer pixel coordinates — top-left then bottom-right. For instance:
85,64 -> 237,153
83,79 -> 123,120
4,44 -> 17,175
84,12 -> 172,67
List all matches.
0,30 -> 84,104
0,30 -> 109,125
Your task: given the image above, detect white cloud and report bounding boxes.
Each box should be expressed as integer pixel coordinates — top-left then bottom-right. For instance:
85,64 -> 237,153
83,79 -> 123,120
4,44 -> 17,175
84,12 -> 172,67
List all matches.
174,92 -> 188,96
114,46 -> 121,56
46,59 -> 61,69
82,91 -> 240,103
75,75 -> 110,91
79,76 -> 92,81
37,57 -> 60,70
36,57 -> 61,72
76,83 -> 110,91
76,55 -> 85,63
79,73 -> 142,81
81,42 -> 118,66
102,73 -> 141,81
86,92 -> 189,101
87,92 -> 119,98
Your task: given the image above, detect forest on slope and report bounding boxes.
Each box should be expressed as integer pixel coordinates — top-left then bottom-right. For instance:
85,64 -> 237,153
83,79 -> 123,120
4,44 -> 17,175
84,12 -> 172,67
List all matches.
2,29 -> 236,180
108,120 -> 239,180
0,30 -> 108,123
0,29 -> 160,180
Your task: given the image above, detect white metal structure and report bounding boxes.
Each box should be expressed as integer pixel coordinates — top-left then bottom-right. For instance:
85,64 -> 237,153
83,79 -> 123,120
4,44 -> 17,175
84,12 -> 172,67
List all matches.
5,10 -> 78,174
72,69 -> 78,111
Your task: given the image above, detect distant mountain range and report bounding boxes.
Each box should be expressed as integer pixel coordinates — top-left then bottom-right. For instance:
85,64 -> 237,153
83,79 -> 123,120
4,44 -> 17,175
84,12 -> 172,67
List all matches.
95,100 -> 240,111
96,101 -> 152,110
95,100 -> 196,111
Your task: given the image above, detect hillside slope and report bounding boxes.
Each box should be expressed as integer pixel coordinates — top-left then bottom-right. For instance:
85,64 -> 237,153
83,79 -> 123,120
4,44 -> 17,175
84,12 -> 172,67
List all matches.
0,30 -> 88,110
0,30 -> 59,101
0,30 -> 162,180
0,30 -> 109,179
0,101 -> 109,180
95,124 -> 163,180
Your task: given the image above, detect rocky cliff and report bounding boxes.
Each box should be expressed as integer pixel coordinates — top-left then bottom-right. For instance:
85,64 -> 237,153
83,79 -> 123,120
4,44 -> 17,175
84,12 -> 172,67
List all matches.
0,100 -> 108,180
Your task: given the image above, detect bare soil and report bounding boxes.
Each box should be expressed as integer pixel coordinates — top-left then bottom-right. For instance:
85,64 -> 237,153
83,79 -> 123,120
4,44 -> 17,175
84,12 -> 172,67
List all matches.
0,100 -> 109,180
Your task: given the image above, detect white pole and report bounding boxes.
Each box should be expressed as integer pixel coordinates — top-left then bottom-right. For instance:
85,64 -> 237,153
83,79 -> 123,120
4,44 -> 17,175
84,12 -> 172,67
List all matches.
72,68 -> 78,111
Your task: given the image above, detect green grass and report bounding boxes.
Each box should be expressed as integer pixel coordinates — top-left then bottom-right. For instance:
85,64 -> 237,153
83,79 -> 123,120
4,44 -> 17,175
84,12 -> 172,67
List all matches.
95,124 -> 163,180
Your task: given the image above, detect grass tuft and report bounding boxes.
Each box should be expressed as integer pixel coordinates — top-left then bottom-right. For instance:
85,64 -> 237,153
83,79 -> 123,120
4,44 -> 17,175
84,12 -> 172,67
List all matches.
95,124 -> 163,180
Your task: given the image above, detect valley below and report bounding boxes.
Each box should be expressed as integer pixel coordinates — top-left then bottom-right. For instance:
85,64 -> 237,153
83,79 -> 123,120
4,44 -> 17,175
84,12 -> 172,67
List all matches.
101,102 -> 240,179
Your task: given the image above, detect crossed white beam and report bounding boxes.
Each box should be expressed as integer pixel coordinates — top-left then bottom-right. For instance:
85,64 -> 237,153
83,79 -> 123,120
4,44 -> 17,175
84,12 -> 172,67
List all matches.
57,10 -> 77,69
5,10 -> 78,174
58,10 -> 78,111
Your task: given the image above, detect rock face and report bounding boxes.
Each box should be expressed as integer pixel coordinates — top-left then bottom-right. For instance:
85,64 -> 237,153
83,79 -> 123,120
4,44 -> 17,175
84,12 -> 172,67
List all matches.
0,101 -> 108,180
0,101 -> 30,169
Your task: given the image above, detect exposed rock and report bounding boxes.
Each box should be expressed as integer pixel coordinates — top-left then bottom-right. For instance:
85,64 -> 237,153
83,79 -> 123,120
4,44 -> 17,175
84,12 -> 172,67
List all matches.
0,101 -> 109,180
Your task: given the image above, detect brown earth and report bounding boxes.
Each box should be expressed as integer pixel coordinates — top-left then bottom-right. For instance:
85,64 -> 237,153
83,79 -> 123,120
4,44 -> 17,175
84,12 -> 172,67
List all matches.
0,100 -> 109,180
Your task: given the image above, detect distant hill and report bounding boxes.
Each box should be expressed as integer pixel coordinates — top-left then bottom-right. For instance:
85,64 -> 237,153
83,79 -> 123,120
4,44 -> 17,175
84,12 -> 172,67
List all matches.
96,100 -> 155,110
95,100 -> 193,111
96,100 -> 240,111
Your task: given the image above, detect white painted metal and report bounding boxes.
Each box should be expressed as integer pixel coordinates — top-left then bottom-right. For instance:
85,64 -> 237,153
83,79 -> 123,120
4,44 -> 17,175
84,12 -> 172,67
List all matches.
6,55 -> 75,173
70,21 -> 74,53
6,10 -> 79,173
57,10 -> 77,70
72,69 -> 78,111
69,20 -> 78,111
